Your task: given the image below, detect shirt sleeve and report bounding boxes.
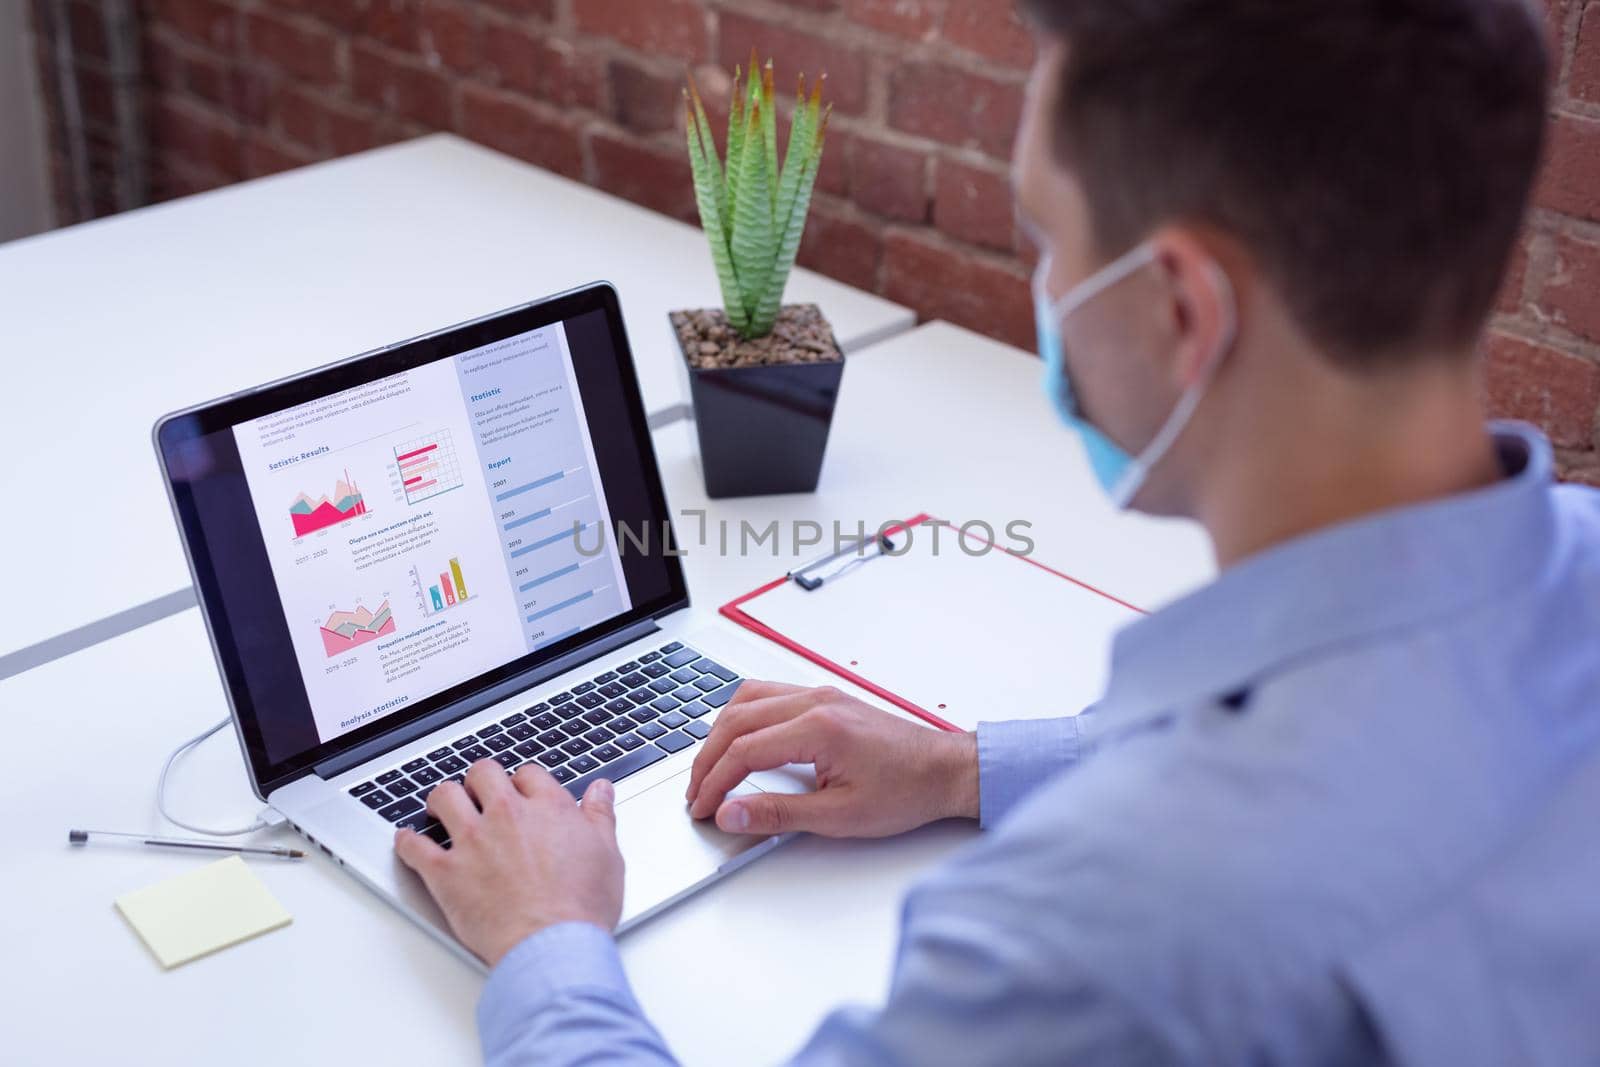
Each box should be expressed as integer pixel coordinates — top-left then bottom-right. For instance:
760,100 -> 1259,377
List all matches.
478,922 -> 678,1067
975,713 -> 1092,828
480,849 -> 1169,1067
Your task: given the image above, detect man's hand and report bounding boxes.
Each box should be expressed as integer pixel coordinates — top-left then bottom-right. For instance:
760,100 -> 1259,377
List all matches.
685,681 -> 980,837
395,759 -> 624,967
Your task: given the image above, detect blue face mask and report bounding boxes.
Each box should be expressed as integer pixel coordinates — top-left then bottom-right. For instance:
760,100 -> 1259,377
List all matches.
1033,244 -> 1233,509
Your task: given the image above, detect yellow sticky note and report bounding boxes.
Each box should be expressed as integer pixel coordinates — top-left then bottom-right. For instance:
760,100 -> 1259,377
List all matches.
115,855 -> 292,969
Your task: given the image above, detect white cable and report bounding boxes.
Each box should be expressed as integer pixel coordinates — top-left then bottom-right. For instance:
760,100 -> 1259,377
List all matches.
157,717 -> 272,837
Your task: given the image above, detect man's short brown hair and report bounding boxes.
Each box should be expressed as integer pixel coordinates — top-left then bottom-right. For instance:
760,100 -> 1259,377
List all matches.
1019,0 -> 1549,366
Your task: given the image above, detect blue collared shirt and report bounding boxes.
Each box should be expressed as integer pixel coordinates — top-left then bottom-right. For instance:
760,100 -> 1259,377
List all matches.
478,423 -> 1600,1065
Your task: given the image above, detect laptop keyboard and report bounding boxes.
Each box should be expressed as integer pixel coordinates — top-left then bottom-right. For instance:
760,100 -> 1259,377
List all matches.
346,642 -> 741,849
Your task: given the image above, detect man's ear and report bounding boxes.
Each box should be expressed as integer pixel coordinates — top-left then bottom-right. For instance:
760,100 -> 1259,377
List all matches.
1150,228 -> 1240,390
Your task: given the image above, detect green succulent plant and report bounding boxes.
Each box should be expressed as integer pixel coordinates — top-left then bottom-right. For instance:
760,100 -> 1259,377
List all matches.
684,53 -> 832,340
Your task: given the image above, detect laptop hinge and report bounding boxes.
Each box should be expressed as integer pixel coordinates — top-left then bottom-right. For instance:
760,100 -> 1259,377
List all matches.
313,618 -> 661,780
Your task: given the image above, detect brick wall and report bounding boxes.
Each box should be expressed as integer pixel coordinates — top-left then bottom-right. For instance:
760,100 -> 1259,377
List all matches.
26,0 -> 1600,482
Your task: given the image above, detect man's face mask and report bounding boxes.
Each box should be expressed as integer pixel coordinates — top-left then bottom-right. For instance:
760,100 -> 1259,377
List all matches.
1032,243 -> 1236,509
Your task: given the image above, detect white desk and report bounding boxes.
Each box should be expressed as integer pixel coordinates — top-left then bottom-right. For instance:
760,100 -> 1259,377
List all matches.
0,133 -> 913,663
2,321 -> 1213,1064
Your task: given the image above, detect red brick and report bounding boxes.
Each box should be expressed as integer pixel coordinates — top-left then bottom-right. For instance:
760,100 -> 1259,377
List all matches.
798,200 -> 882,292
147,0 -> 237,51
262,0 -> 403,36
934,156 -> 1013,250
245,10 -> 341,86
717,12 -> 869,115
1573,1 -> 1600,104
1482,332 -> 1600,449
322,99 -> 385,155
418,0 -> 478,72
1496,230 -> 1532,315
150,96 -> 244,178
888,62 -> 1023,158
483,23 -> 602,110
149,158 -> 231,201
458,84 -> 582,177
576,0 -> 708,62
942,0 -> 1034,67
1540,231 -> 1600,344
229,65 -> 273,125
273,86 -> 324,150
1535,113 -> 1600,222
1543,0 -> 1576,65
588,130 -> 697,222
356,0 -> 419,50
814,126 -> 850,197
844,0 -> 941,41
143,30 -> 188,93
850,135 -> 927,221
184,49 -> 233,109
610,59 -> 681,134
481,0 -> 554,18
246,132 -> 317,177
884,231 -> 1032,348
352,41 -> 454,128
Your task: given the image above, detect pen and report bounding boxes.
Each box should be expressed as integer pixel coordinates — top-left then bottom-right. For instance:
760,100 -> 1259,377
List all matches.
68,828 -> 305,860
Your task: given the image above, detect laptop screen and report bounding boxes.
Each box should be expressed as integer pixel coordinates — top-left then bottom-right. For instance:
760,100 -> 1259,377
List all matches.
157,285 -> 686,794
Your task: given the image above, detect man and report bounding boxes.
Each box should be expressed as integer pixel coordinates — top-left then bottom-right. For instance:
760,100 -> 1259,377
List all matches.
396,0 -> 1600,1062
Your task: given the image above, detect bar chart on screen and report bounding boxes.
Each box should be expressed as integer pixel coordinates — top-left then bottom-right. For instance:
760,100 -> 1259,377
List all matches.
318,599 -> 396,658
393,429 -> 465,505
289,470 -> 368,538
411,555 -> 472,616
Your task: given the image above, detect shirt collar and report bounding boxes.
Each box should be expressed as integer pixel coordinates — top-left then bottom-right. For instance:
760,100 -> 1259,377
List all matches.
1100,422 -> 1558,717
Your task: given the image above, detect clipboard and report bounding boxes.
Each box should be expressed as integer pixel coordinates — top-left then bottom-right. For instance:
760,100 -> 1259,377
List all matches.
719,514 -> 1145,732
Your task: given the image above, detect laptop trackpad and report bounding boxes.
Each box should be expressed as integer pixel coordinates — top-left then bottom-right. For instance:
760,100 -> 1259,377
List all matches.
614,770 -> 802,922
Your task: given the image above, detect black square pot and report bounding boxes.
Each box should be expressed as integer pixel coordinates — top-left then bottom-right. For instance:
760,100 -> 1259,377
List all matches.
672,312 -> 845,499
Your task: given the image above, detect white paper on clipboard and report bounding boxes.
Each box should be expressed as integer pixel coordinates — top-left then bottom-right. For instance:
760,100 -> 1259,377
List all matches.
729,519 -> 1143,731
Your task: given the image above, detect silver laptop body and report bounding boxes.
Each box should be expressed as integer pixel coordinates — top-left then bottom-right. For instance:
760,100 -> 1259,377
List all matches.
154,283 -> 813,971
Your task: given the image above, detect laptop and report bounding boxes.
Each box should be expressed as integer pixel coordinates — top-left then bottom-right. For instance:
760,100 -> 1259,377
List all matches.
154,282 -> 814,969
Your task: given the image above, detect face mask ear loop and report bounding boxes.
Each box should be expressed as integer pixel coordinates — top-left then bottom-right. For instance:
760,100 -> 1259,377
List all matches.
1048,243 -> 1159,323
1107,260 -> 1240,508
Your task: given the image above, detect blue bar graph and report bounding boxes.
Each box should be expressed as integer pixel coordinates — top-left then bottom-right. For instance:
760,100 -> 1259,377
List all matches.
503,507 -> 552,531
510,521 -> 592,559
494,470 -> 564,502
519,562 -> 579,592
526,588 -> 594,623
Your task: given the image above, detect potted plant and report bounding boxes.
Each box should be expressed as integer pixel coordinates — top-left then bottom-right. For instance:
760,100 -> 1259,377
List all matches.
673,54 -> 841,498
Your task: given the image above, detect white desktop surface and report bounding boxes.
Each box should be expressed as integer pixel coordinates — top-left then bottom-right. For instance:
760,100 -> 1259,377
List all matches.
0,608 -> 970,1064
3,322 -> 1214,1064
0,133 -> 913,660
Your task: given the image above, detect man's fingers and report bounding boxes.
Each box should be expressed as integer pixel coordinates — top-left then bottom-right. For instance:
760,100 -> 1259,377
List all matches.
581,778 -> 617,831
722,678 -> 806,710
511,762 -> 569,801
689,716 -> 826,820
686,685 -> 832,807
394,827 -> 445,874
464,758 -> 516,807
426,779 -> 479,838
715,788 -> 849,837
